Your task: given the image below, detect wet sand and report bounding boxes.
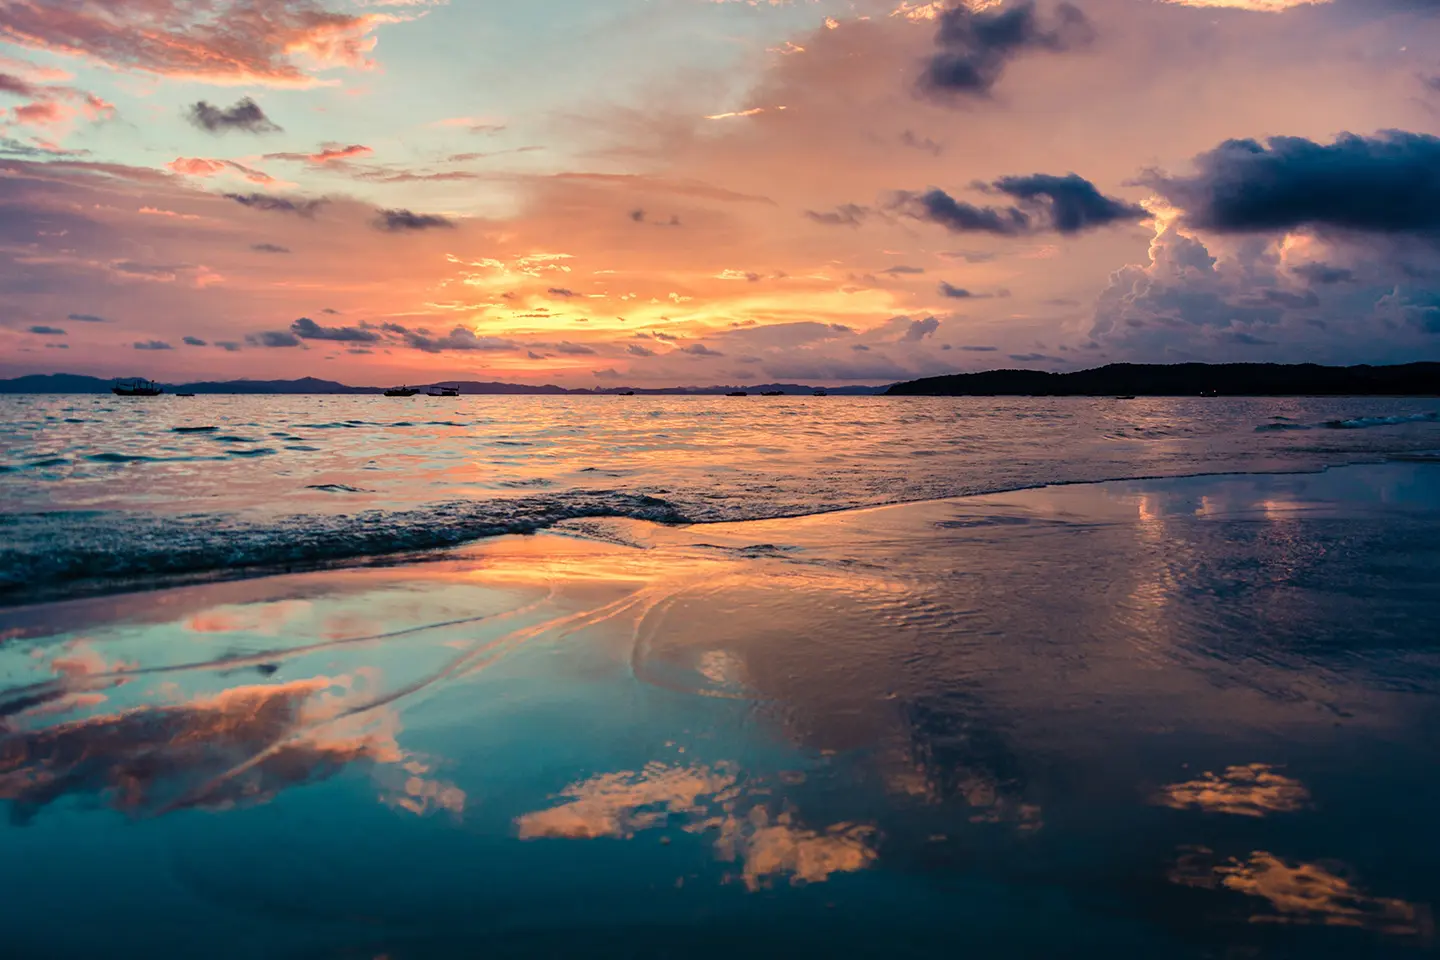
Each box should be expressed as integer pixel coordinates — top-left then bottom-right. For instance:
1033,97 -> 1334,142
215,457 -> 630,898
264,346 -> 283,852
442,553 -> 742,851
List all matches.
2,463 -> 1439,958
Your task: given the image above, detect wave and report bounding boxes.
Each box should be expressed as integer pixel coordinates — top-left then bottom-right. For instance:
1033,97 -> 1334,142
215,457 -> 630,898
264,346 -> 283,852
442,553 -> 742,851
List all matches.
0,491 -> 688,606
1323,412 -> 1439,430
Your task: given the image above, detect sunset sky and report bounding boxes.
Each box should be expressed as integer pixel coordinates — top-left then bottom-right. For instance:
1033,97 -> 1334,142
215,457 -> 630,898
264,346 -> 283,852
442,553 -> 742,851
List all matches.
2,0 -> 1440,387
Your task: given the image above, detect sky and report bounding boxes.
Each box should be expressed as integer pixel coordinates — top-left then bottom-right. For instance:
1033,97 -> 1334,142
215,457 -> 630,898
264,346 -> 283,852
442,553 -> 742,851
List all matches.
2,0 -> 1440,387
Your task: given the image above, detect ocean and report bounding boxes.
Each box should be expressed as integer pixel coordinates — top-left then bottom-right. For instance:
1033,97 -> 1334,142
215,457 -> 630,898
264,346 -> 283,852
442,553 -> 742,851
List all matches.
2,395 -> 1440,958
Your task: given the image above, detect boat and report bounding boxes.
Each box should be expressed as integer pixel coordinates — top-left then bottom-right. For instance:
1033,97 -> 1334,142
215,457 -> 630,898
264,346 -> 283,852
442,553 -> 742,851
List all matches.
812,388 -> 827,397
175,392 -> 196,398
427,385 -> 460,397
618,390 -> 635,396
761,391 -> 784,396
727,391 -> 748,397
112,378 -> 163,397
385,386 -> 419,397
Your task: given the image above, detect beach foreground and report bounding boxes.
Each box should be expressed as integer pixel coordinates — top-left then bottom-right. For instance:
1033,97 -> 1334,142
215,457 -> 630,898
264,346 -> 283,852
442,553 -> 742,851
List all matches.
3,463 -> 1439,958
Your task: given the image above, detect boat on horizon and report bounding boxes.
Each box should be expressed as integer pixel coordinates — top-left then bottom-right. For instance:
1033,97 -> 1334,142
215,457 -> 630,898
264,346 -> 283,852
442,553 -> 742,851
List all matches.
112,378 -> 163,397
812,388 -> 827,397
727,391 -> 748,397
427,385 -> 460,397
385,385 -> 419,397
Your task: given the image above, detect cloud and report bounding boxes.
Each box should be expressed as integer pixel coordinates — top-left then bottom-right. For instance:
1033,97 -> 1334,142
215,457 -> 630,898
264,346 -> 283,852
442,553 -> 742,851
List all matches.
290,316 -> 379,342
373,208 -> 454,232
66,313 -> 107,323
1150,131 -> 1440,236
251,242 -> 290,254
133,339 -> 172,350
547,287 -> 578,297
960,345 -> 999,352
681,343 -> 724,356
804,203 -> 869,227
0,0 -> 403,88
224,192 -> 324,216
627,342 -> 656,357
899,130 -> 943,156
27,324 -> 64,334
938,282 -> 978,298
895,173 -> 1146,236
904,316 -> 941,341
992,173 -> 1149,233
400,326 -> 515,353
168,157 -> 274,184
246,330 -> 302,347
1291,262 -> 1355,284
921,1 -> 1096,99
186,97 -> 280,133
552,341 -> 596,355
267,142 -> 372,165
881,265 -> 925,275
215,341 -> 242,352
182,335 -> 207,346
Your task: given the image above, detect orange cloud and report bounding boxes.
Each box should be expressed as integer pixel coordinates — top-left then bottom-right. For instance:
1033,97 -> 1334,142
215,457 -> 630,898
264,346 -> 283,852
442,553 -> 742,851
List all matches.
167,157 -> 275,184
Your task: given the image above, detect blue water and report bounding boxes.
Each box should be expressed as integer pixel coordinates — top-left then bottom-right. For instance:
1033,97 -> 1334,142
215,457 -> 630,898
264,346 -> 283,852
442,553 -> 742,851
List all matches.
1,398 -> 1439,957
3,394 -> 1440,604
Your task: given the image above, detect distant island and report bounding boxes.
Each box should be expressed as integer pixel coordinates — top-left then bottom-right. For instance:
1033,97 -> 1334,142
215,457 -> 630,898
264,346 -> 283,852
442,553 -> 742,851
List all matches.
0,373 -> 886,396
887,362 -> 1440,397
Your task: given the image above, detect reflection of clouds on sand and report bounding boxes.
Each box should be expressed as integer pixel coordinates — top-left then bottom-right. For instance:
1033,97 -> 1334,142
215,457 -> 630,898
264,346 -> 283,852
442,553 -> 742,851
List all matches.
1171,847 -> 1432,937
516,761 -> 739,840
710,807 -> 877,892
517,761 -> 879,890
185,600 -> 313,635
1156,764 -> 1309,817
0,672 -> 462,821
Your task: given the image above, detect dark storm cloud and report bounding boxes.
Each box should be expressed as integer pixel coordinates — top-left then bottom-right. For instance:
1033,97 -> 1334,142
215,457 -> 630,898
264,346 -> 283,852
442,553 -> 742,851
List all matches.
66,313 -> 108,323
182,336 -> 207,346
992,173 -> 1148,233
246,331 -> 302,348
27,324 -> 64,334
225,193 -> 324,216
1150,132 -> 1440,236
921,1 -> 1095,99
373,208 -> 454,232
186,97 -> 281,134
894,173 -> 1146,237
251,243 -> 290,254
290,316 -> 380,343
804,204 -> 869,227
133,340 -> 172,350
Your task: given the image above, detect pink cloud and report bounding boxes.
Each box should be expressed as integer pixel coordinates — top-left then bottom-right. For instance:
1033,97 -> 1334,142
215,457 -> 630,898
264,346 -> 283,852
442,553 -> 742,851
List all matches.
167,156 -> 275,184
0,0 -> 408,88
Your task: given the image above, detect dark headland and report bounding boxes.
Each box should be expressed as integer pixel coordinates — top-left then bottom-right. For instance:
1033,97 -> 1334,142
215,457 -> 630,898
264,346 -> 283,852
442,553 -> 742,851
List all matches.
887,362 -> 1440,397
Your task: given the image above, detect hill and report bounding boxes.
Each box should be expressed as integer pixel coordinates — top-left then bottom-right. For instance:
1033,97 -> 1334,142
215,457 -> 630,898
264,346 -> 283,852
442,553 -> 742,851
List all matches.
886,362 -> 1440,397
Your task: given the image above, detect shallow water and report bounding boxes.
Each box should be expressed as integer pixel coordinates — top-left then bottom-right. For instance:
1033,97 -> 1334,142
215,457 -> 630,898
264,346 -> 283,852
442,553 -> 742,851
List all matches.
3,394 -> 1440,603
1,463 -> 1437,958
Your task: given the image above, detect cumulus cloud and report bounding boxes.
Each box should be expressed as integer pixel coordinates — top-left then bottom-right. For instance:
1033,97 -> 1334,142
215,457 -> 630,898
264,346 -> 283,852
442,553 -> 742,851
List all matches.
1150,131 -> 1440,237
894,174 -> 1147,237
373,208 -> 453,232
133,339 -> 172,350
391,324 -> 515,353
938,282 -> 978,298
186,97 -> 280,133
921,1 -> 1095,99
290,316 -> 379,342
903,316 -> 941,341
182,335 -> 207,346
27,324 -> 64,334
681,343 -> 724,356
804,203 -> 869,227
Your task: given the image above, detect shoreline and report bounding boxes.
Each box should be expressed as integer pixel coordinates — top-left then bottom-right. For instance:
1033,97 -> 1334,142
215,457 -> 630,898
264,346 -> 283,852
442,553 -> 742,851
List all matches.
6,457 -> 1438,615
